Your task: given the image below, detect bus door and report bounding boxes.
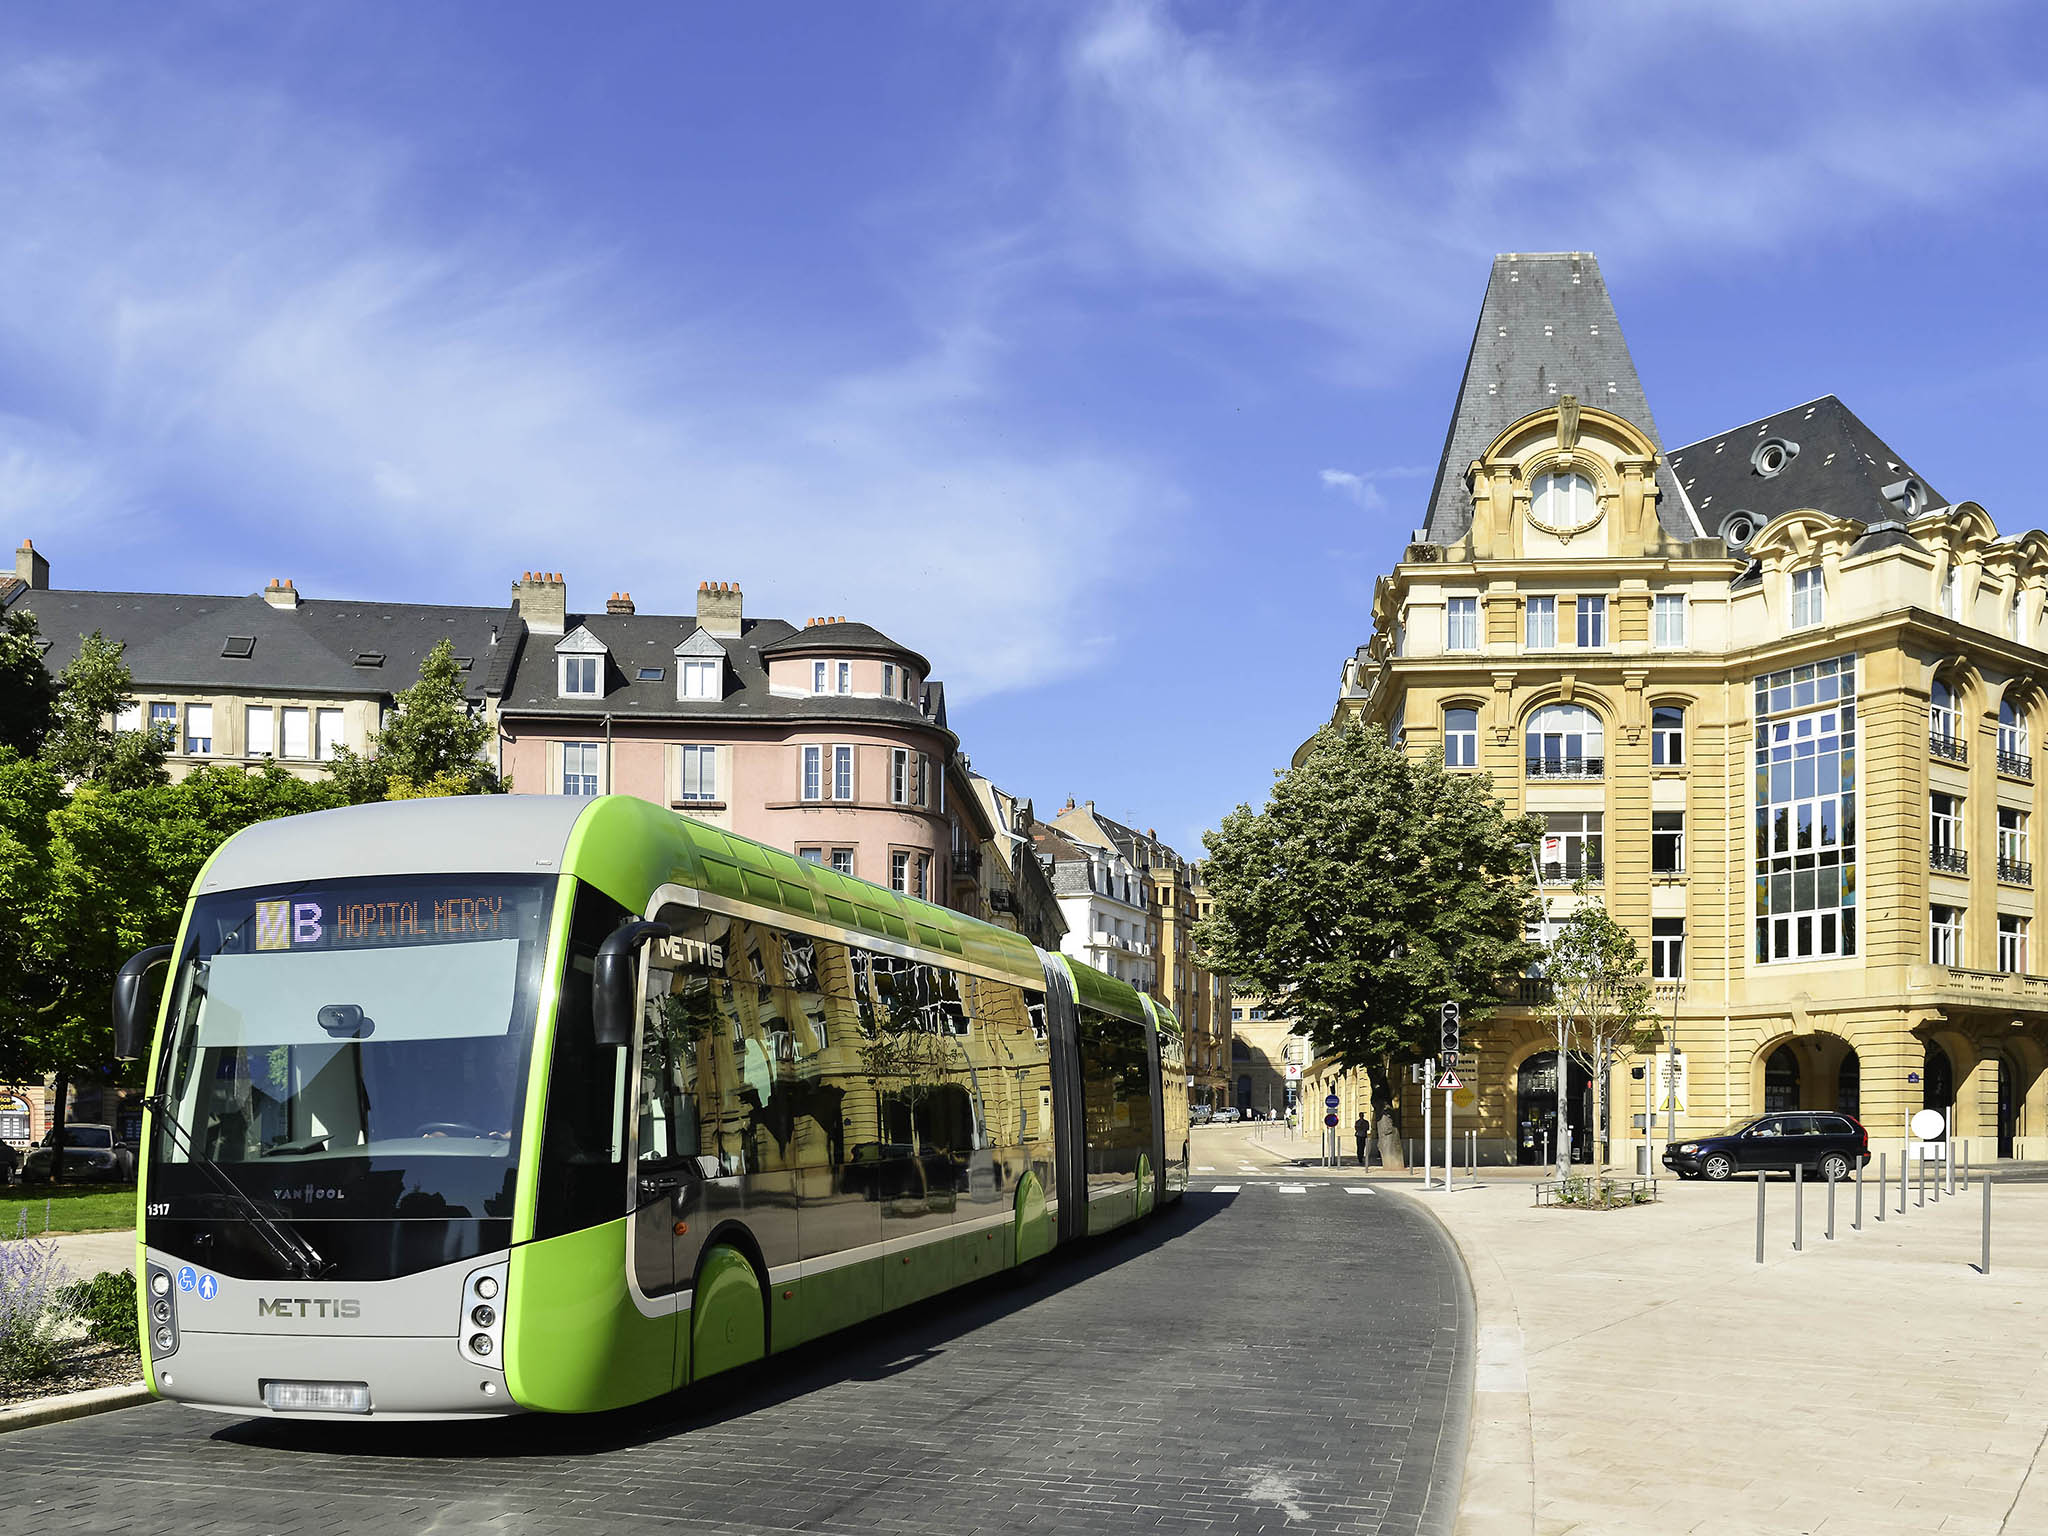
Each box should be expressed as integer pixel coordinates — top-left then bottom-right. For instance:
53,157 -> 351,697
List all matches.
633,929 -> 710,1388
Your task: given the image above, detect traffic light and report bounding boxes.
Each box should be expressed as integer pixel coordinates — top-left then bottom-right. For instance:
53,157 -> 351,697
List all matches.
1440,1000 -> 1460,1062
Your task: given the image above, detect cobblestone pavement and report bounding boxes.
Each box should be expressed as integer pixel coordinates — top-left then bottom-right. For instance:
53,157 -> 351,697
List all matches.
4,1162 -> 1469,1536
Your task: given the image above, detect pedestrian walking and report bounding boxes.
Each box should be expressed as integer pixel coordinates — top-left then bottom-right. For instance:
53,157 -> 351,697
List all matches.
1354,1112 -> 1369,1166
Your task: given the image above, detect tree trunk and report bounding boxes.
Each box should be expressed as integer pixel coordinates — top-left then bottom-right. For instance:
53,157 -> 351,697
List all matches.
1370,1054 -> 1405,1169
49,1070 -> 68,1188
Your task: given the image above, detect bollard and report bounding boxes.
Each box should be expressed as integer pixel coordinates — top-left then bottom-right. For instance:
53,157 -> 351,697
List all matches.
1794,1161 -> 1804,1252
1962,1139 -> 1970,1192
1900,1144 -> 1907,1213
1934,1147 -> 1942,1203
1826,1166 -> 1836,1240
1947,1137 -> 1955,1198
1854,1155 -> 1863,1230
1982,1172 -> 1992,1275
1755,1171 -> 1766,1264
1876,1152 -> 1885,1222
1917,1151 -> 1925,1207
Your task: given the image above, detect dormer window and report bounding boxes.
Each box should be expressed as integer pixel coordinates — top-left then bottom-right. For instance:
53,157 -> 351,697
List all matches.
555,625 -> 610,698
673,626 -> 728,702
883,662 -> 896,697
680,660 -> 719,699
1790,567 -> 1825,628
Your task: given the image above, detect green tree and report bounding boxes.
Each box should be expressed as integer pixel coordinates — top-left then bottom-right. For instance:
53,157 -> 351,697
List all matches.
327,639 -> 505,802
41,632 -> 168,790
1537,887 -> 1657,1173
0,609 -> 58,757
1196,722 -> 1541,1167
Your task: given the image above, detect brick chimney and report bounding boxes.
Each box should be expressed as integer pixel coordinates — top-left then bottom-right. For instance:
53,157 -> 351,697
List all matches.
263,577 -> 300,610
696,580 -> 743,638
14,539 -> 49,590
514,571 -> 567,635
606,591 -> 636,615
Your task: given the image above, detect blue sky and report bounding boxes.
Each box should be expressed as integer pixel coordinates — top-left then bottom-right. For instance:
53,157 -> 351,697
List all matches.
6,2 -> 2048,853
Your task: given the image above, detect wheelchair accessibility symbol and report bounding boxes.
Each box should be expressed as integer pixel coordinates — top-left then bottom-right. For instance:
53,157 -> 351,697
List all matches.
177,1266 -> 196,1293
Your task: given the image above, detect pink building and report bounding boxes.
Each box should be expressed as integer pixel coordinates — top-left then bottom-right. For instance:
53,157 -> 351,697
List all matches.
495,574 -> 991,911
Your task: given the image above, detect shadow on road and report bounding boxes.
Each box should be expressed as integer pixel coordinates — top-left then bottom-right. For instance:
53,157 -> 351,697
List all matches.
211,1189 -> 1237,1461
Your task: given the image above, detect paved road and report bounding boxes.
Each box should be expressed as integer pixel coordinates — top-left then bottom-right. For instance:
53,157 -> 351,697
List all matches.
5,1143 -> 1468,1536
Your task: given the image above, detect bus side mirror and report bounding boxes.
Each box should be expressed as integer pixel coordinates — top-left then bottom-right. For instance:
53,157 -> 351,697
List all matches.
593,921 -> 670,1048
112,946 -> 174,1062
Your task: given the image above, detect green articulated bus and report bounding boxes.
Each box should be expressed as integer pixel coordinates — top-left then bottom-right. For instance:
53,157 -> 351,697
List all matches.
112,795 -> 1188,1420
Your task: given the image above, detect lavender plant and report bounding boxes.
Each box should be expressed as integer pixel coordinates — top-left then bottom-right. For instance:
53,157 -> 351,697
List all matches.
0,1234 -> 70,1382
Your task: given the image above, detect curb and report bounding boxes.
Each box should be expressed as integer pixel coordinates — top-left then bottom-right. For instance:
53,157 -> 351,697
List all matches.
0,1381 -> 152,1434
1376,1185 -> 1478,1536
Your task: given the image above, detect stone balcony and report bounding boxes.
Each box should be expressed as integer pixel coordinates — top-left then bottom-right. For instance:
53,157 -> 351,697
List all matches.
1911,963 -> 2048,1010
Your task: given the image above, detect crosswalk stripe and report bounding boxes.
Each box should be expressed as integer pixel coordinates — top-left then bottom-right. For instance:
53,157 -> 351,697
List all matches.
1345,1186 -> 1376,1195
1279,1184 -> 1307,1193
1212,1184 -> 1242,1193
1196,1165 -> 1215,1171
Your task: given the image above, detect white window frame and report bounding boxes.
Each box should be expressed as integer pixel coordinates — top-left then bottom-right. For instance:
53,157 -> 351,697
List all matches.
813,661 -> 828,694
562,742 -> 601,797
2000,914 -> 2029,975
560,655 -> 600,697
679,659 -> 719,700
830,848 -> 854,877
680,744 -> 717,803
1651,705 -> 1685,767
1653,593 -> 1686,649
281,707 -> 310,759
149,702 -> 178,740
891,850 -> 911,893
833,744 -> 853,801
1651,918 -> 1685,979
184,703 -> 214,756
1932,680 -> 1960,746
836,661 -> 852,695
1790,567 -> 1825,628
2000,699 -> 2028,765
315,708 -> 344,762
802,745 -> 823,801
1445,596 -> 1478,652
1525,596 -> 1557,650
1651,811 -> 1685,875
1576,594 -> 1607,649
114,701 -> 141,733
245,705 -> 274,757
1999,806 -> 2028,867
1931,791 -> 1963,854
1443,707 -> 1478,768
882,662 -> 896,697
1930,904 -> 1963,967
891,747 -> 914,805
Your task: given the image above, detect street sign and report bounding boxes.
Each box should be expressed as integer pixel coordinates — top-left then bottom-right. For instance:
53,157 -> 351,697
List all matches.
1438,1074 -> 1461,1092
1324,1094 -> 1340,1110
1285,1063 -> 1303,1080
1323,1113 -> 1339,1128
1452,1087 -> 1476,1109
1650,1053 -> 1688,1113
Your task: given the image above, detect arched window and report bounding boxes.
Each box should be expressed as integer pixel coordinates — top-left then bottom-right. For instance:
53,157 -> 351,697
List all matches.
1444,707 -> 1479,768
1931,678 -> 1961,753
1530,471 -> 1597,535
1525,703 -> 1604,779
1999,696 -> 2031,775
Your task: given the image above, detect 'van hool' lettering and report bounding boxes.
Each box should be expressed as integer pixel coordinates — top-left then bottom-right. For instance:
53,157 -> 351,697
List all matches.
258,1298 -> 362,1319
272,1186 -> 347,1203
659,936 -> 725,969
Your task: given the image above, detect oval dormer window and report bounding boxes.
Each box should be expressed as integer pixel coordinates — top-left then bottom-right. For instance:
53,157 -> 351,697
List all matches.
1751,437 -> 1799,477
1721,511 -> 1759,552
1528,471 -> 1600,538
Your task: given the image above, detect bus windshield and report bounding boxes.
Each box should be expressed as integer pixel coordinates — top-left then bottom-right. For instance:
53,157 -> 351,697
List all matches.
150,875 -> 556,1222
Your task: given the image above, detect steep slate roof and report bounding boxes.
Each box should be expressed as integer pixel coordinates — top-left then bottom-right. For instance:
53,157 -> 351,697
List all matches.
760,620 -> 930,672
1667,394 -> 1945,544
1,587 -> 507,701
497,610 -> 952,741
1422,252 -> 1696,546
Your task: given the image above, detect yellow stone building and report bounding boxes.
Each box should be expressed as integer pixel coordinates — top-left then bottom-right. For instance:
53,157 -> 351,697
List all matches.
1318,252 -> 2044,1168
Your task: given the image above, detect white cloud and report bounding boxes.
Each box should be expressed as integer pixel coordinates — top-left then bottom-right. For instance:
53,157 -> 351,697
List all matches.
0,47 -> 1166,703
1318,469 -> 1384,512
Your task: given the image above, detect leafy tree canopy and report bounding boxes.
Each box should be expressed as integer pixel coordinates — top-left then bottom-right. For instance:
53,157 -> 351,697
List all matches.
1196,722 -> 1541,1160
328,639 -> 504,801
41,632 -> 168,790
0,608 -> 58,758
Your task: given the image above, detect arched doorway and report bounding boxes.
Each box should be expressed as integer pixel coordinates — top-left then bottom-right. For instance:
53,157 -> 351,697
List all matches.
1236,1073 -> 1252,1112
1765,1045 -> 1800,1112
1922,1042 -> 1954,1139
1836,1049 -> 1861,1118
1515,1050 -> 1593,1165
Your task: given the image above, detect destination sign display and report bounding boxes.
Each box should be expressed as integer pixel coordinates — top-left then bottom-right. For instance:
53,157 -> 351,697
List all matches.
235,881 -> 550,954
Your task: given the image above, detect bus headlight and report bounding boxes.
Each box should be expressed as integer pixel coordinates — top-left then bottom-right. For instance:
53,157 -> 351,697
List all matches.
153,1300 -> 173,1324
470,1304 -> 496,1329
469,1334 -> 493,1356
156,1328 -> 175,1351
144,1262 -> 179,1360
475,1276 -> 499,1300
150,1273 -> 171,1298
458,1262 -> 507,1371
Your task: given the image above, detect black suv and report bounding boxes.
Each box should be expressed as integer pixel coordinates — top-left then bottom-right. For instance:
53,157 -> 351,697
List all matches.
1664,1111 -> 1870,1182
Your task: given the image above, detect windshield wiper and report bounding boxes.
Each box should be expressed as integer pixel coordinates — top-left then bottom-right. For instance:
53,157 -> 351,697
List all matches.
141,1096 -> 331,1280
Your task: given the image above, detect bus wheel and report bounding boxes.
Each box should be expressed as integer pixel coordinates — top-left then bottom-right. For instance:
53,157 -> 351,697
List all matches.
690,1245 -> 765,1382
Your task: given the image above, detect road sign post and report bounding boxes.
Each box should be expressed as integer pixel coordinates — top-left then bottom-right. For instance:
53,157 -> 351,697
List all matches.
1439,1003 -> 1460,1194
1422,1057 -> 1434,1189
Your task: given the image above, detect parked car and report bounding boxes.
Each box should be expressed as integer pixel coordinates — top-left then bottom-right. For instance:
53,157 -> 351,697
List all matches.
1211,1107 -> 1240,1124
1188,1105 -> 1213,1125
19,1123 -> 136,1184
1663,1111 -> 1869,1182
0,1140 -> 19,1186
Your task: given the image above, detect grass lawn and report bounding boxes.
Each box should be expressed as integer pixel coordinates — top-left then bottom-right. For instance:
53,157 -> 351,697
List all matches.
2,1182 -> 137,1235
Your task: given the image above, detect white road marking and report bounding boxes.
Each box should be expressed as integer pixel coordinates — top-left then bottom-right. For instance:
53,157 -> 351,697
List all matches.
1279,1183 -> 1308,1193
1196,1165 -> 1216,1171
1345,1186 -> 1377,1195
1476,1324 -> 1528,1392
1212,1184 -> 1242,1194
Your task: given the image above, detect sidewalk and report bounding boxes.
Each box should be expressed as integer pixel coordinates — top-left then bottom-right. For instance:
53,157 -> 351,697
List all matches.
1413,1168 -> 2048,1536
46,1229 -> 135,1281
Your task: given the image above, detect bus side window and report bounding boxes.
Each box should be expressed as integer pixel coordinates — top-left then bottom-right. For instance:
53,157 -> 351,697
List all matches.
535,883 -> 632,1240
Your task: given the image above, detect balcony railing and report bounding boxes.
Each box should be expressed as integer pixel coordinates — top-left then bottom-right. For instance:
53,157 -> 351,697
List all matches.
1930,845 -> 1968,875
1538,858 -> 1604,885
2001,749 -> 2034,780
2000,857 -> 2034,886
951,848 -> 981,879
1930,732 -> 1968,764
1526,755 -> 1605,780
1510,977 -> 1554,1005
